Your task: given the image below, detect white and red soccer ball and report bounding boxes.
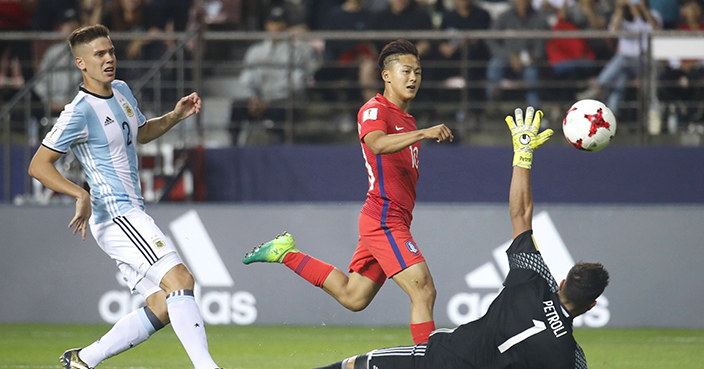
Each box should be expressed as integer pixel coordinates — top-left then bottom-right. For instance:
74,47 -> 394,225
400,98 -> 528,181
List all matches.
563,99 -> 617,152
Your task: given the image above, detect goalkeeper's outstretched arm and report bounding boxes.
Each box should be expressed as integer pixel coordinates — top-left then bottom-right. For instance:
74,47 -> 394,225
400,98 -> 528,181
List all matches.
506,107 -> 553,239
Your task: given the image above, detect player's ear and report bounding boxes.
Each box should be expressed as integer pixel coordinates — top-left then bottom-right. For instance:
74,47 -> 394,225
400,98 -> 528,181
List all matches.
381,68 -> 391,84
559,279 -> 565,291
75,56 -> 85,71
586,300 -> 597,312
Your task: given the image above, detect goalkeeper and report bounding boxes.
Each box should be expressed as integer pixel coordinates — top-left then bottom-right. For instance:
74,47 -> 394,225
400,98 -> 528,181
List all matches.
313,107 -> 610,369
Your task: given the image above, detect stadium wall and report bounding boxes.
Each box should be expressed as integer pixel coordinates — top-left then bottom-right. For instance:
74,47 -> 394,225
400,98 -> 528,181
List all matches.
2,203 -> 703,328
204,146 -> 704,203
3,146 -> 704,203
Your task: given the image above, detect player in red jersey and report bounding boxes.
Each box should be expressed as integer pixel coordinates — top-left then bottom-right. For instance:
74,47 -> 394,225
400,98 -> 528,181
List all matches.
243,40 -> 453,344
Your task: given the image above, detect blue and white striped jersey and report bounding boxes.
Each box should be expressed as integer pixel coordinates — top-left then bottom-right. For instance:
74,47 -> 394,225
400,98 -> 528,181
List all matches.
42,80 -> 147,224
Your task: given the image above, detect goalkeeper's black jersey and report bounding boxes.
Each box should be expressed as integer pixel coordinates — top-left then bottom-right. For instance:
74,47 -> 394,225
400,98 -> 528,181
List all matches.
424,230 -> 587,369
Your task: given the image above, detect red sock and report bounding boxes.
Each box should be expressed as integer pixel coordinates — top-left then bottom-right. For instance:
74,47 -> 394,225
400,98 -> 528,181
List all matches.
410,321 -> 435,344
283,252 -> 335,288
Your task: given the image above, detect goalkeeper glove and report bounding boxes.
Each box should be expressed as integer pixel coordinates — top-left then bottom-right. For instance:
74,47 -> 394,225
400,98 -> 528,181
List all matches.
506,106 -> 553,169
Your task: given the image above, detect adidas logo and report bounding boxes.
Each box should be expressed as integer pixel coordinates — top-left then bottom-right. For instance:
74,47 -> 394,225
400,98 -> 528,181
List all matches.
104,116 -> 115,126
98,210 -> 257,326
446,211 -> 610,328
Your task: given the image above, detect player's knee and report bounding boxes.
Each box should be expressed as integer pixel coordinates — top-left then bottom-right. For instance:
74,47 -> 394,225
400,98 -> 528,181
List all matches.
161,264 -> 195,293
410,282 -> 436,306
146,295 -> 170,324
342,297 -> 372,312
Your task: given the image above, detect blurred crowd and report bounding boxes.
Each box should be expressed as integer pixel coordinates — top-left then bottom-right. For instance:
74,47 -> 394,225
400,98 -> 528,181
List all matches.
1,0 -> 703,140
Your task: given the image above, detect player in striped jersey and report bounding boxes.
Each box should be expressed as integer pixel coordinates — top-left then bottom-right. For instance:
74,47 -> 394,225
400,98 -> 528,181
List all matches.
243,40 -> 453,344
313,107 -> 609,369
28,25 -> 221,369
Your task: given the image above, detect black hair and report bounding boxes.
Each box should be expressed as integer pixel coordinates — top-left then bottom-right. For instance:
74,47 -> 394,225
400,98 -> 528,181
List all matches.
561,262 -> 610,310
377,39 -> 419,71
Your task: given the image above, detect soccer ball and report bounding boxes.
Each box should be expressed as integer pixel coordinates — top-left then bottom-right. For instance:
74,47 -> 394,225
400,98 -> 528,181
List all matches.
562,99 -> 617,152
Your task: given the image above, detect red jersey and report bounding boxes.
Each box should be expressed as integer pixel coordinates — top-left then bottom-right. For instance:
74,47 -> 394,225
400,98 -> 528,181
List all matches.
358,94 -> 419,227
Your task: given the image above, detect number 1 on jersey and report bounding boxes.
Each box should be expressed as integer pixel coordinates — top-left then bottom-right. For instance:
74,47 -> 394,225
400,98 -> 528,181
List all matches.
498,320 -> 546,353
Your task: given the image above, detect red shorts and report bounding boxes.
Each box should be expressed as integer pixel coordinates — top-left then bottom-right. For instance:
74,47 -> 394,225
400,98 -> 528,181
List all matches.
349,212 -> 425,286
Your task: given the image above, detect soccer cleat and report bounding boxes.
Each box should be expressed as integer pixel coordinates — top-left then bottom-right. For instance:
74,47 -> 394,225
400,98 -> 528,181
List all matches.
60,348 -> 90,369
243,232 -> 298,264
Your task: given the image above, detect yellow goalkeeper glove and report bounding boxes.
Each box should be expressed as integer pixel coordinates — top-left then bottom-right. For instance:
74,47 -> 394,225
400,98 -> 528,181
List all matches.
506,106 -> 553,169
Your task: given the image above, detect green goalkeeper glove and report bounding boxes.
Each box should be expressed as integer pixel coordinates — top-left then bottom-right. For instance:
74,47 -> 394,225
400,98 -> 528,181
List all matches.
506,106 -> 553,169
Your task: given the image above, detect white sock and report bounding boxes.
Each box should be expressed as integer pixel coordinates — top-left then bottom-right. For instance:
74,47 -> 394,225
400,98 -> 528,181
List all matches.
167,289 -> 218,369
79,307 -> 164,368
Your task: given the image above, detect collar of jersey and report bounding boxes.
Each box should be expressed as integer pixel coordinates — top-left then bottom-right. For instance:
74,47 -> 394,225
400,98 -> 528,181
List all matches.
375,93 -> 412,118
80,85 -> 114,100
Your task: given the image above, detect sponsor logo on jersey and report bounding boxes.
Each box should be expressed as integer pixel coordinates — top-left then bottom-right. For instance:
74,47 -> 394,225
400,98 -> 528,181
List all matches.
104,116 -> 115,126
122,102 -> 134,117
45,125 -> 63,144
363,108 -> 378,122
99,210 -> 257,326
406,240 -> 419,255
446,212 -> 610,328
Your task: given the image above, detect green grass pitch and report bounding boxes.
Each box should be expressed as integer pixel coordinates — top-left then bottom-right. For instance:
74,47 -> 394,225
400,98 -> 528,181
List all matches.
1,324 -> 703,369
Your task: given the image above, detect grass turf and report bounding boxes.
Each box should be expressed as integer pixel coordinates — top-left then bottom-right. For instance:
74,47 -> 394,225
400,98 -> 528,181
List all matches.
1,324 -> 703,369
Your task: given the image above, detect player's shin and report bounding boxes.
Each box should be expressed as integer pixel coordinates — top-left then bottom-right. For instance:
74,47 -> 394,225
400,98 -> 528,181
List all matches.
283,252 -> 335,288
166,289 -> 219,369
79,306 -> 164,367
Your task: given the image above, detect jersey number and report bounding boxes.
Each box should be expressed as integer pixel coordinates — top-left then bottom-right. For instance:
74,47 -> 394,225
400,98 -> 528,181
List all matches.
409,146 -> 419,169
498,320 -> 546,353
121,121 -> 132,146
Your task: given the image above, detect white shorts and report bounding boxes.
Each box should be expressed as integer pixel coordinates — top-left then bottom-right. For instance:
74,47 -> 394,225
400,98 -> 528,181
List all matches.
91,208 -> 183,298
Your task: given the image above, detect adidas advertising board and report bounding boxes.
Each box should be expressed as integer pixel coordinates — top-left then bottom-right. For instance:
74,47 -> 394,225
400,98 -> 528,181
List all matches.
99,210 -> 257,325
2,204 -> 704,327
445,212 -> 609,328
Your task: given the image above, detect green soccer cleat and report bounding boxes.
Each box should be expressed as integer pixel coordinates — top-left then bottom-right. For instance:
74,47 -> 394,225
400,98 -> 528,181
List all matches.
243,232 -> 298,264
60,348 -> 90,369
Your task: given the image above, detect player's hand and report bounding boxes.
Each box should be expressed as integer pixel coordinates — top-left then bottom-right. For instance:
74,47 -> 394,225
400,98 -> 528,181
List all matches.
422,124 -> 454,143
69,191 -> 92,241
506,106 -> 553,169
172,92 -> 202,122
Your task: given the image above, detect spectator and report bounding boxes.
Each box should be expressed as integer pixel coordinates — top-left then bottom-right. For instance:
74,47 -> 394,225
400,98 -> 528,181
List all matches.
33,12 -> 82,115
102,0 -> 171,94
577,0 -> 661,118
305,0 -> 344,31
31,0 -> 77,31
563,0 -> 612,60
486,0 -> 549,109
545,1 -> 599,80
532,0 -> 574,18
649,0 -> 680,29
315,0 -> 374,104
0,0 -> 37,90
102,0 -> 155,61
189,0 -> 242,31
437,0 -> 492,125
368,0 -> 434,59
229,7 -> 321,144
78,0 -> 103,26
659,0 -> 704,126
367,0 -> 435,113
